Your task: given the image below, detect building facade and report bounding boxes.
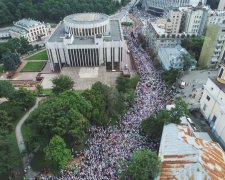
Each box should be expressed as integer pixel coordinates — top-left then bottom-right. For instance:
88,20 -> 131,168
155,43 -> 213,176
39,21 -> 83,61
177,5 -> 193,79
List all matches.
46,13 -> 123,71
179,5 -> 209,35
142,0 -> 206,16
9,18 -> 51,42
168,9 -> 183,33
200,64 -> 225,147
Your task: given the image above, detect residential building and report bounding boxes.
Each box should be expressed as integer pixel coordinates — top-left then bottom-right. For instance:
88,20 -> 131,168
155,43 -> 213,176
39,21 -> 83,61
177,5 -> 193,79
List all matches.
45,13 -> 123,71
200,64 -> 225,147
142,0 -> 206,16
218,0 -> 225,10
158,123 -> 225,179
179,5 -> 209,35
168,8 -> 183,33
9,18 -> 51,43
146,20 -> 195,52
158,45 -> 195,70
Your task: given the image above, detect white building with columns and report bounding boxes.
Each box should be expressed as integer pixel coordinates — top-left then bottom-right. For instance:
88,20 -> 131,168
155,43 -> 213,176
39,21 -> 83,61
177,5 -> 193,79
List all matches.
200,64 -> 225,147
46,13 -> 123,71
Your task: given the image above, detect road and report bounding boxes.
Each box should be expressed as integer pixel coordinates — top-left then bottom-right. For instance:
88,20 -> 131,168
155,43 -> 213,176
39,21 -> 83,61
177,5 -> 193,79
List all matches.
15,98 -> 41,179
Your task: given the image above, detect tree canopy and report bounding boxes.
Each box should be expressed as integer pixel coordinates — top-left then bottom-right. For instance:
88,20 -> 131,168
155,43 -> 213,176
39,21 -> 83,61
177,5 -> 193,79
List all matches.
82,81 -> 125,126
181,38 -> 204,61
119,149 -> 160,180
44,135 -> 72,175
141,97 -> 188,138
29,91 -> 90,145
10,88 -> 36,110
0,134 -> 21,174
52,75 -> 74,95
0,0 -> 130,26
0,110 -> 13,135
0,80 -> 15,99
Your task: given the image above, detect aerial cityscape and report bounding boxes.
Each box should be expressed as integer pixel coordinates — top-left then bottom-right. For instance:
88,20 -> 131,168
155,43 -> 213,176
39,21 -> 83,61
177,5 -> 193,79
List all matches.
0,0 -> 225,179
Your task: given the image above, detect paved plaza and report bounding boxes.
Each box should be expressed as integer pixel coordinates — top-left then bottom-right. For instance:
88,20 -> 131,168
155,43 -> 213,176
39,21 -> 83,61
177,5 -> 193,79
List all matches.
176,70 -> 217,109
61,67 -> 121,90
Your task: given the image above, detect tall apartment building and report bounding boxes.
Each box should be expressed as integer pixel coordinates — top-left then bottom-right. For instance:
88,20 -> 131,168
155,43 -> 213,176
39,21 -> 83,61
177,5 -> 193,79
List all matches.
168,9 -> 183,33
199,11 -> 225,68
179,5 -> 209,35
200,64 -> 225,147
142,0 -> 206,16
9,18 -> 51,43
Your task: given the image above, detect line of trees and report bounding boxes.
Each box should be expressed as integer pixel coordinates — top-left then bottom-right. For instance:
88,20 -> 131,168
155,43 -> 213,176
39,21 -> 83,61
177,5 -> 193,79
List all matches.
0,80 -> 36,175
0,0 -> 130,26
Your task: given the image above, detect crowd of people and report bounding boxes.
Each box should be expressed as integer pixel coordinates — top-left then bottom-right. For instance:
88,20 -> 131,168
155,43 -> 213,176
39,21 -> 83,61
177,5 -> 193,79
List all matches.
40,8 -> 169,180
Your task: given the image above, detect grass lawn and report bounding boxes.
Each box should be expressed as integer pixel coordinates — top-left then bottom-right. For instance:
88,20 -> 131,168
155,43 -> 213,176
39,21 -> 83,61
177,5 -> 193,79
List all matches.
0,64 -> 4,73
22,61 -> 45,72
25,50 -> 48,60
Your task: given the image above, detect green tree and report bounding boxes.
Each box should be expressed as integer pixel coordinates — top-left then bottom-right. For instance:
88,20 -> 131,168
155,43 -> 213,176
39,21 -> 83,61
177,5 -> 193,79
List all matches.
181,38 -> 204,61
52,75 -> 74,94
0,134 -> 21,174
11,88 -> 36,110
0,80 -> 15,99
182,53 -> 196,71
2,52 -> 16,71
0,110 -> 13,135
161,69 -> 180,88
82,82 -> 125,126
29,92 -> 89,145
44,135 -> 72,174
141,98 -> 188,138
120,149 -> 160,180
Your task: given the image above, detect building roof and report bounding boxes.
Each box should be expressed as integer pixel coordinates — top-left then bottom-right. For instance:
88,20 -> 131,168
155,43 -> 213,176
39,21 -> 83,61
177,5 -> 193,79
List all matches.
64,13 -> 108,25
10,26 -> 28,34
158,45 -> 188,70
158,123 -> 225,180
14,18 -> 42,28
209,76 -> 225,94
48,20 -> 122,43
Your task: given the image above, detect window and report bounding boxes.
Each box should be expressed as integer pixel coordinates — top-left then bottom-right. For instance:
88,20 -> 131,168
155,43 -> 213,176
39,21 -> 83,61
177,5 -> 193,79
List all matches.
206,95 -> 210,101
212,115 -> 217,123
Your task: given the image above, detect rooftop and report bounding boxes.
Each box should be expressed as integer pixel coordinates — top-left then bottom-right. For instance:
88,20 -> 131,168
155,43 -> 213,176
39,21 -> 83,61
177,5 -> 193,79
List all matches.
158,123 -> 225,180
10,26 -> 27,34
210,76 -> 225,94
64,13 -> 108,25
15,18 -> 43,28
48,20 -> 122,43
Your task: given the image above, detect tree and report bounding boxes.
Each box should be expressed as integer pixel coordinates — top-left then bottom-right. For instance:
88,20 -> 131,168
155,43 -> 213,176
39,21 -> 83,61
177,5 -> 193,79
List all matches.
0,80 -> 15,99
120,149 -> 160,180
2,51 -> 21,72
2,52 -> 16,71
52,75 -> 74,94
82,81 -> 125,126
44,135 -> 72,174
182,53 -> 196,71
0,110 -> 13,135
181,38 -> 204,61
29,92 -> 89,145
10,88 -> 36,110
141,97 -> 188,138
161,69 -> 180,88
0,134 -> 21,174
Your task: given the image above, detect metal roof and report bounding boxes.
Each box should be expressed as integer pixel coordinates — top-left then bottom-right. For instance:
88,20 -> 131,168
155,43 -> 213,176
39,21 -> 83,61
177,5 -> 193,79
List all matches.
64,13 -> 108,25
15,18 -> 42,28
158,124 -> 225,180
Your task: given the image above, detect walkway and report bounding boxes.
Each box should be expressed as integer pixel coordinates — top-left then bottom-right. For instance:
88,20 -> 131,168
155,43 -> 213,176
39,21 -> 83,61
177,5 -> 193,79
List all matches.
15,98 -> 41,179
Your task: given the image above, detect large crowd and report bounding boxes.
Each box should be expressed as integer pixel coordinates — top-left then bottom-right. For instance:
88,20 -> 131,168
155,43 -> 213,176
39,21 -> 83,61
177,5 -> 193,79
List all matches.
40,8 -> 169,180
